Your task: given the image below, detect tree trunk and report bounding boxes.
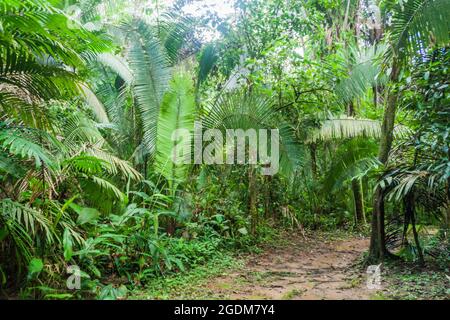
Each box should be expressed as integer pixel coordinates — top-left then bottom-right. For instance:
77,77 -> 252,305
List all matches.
403,192 -> 424,265
447,178 -> 450,230
346,102 -> 366,228
347,100 -> 355,116
352,178 -> 366,227
368,63 -> 400,263
264,175 -> 273,219
248,165 -> 258,236
447,149 -> 450,230
309,144 -> 317,179
409,199 -> 424,266
166,218 -> 176,236
369,187 -> 389,261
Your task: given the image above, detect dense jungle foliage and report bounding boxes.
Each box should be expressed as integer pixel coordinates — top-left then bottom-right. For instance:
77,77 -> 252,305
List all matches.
0,0 -> 448,299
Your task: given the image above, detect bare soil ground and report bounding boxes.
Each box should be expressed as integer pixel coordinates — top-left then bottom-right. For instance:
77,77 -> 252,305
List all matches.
133,231 -> 448,300
204,233 -> 378,300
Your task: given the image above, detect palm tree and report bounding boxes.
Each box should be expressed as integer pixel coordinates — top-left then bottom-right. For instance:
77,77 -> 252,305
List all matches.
0,0 -> 110,126
0,0 -> 140,287
202,90 -> 302,234
368,0 -> 450,262
90,12 -> 198,175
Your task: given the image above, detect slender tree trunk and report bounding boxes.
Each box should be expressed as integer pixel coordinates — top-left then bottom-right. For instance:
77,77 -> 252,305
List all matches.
347,100 -> 355,116
447,178 -> 450,230
369,187 -> 388,261
264,175 -> 273,219
401,193 -> 411,247
377,90 -> 398,164
447,149 -> 450,230
410,200 -> 424,266
373,85 -> 378,108
403,192 -> 424,265
352,178 -> 366,227
368,63 -> 400,263
248,165 -> 258,236
309,143 -> 317,179
354,0 -> 361,38
342,0 -> 351,31
346,102 -> 366,227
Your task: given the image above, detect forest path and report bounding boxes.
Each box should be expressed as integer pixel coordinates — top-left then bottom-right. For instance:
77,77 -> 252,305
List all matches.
204,233 -> 375,300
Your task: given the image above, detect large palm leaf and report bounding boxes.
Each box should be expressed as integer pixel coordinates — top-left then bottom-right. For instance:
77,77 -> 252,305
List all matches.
388,0 -> 450,62
126,20 -> 172,155
203,91 -> 302,176
155,72 -> 195,191
323,139 -> 380,193
307,115 -> 411,143
334,44 -> 387,104
0,0 -> 111,125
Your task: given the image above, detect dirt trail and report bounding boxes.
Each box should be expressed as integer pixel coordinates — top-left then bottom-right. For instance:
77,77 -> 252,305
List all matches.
206,233 -> 376,300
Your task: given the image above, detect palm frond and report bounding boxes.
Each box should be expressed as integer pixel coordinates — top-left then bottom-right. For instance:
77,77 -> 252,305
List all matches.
381,168 -> 445,202
88,148 -> 142,181
63,155 -> 106,176
307,116 -> 411,143
389,0 -> 450,62
91,176 -> 127,203
79,83 -> 110,123
203,91 -> 302,176
196,44 -> 219,92
0,127 -> 56,169
61,113 -> 105,151
96,53 -> 133,84
0,92 -> 52,129
159,12 -> 196,63
0,0 -> 110,65
0,199 -> 54,246
323,139 -> 380,192
203,91 -> 274,130
155,72 -> 195,190
126,19 -> 172,155
0,48 -> 81,101
334,44 -> 387,104
278,124 -> 304,176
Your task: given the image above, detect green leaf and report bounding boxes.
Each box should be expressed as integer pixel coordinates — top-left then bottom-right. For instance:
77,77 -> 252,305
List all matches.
77,208 -> 100,225
63,228 -> 73,261
127,20 -> 171,154
389,0 -> 450,63
98,284 -> 128,300
28,258 -> 44,276
155,72 -> 195,191
44,293 -> 74,300
238,227 -> 248,235
70,204 -> 100,225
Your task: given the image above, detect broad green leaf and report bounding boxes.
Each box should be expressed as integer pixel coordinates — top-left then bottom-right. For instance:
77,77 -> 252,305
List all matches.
76,207 -> 100,225
63,228 -> 73,261
238,227 -> 248,235
28,258 -> 44,275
